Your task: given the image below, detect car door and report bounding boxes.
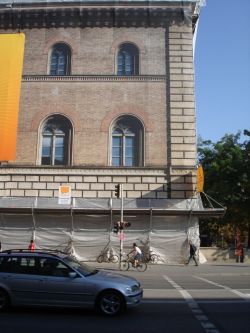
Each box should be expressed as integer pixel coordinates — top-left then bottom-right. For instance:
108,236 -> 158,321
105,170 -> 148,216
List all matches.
37,257 -> 97,307
1,256 -> 45,306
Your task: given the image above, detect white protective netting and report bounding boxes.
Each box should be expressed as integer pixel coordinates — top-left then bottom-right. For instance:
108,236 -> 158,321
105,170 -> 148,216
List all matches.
0,198 -> 201,264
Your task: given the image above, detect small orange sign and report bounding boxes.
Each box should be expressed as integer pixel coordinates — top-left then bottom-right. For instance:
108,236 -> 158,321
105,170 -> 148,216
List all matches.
58,186 -> 71,204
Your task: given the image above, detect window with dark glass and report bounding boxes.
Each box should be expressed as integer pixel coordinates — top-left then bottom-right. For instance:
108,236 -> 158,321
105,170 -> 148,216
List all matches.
41,115 -> 72,166
117,43 -> 139,76
50,43 -> 71,76
111,116 -> 143,167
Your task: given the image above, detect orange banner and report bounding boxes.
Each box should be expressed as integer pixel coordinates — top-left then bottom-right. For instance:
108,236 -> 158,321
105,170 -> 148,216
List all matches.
196,164 -> 204,193
0,33 -> 25,161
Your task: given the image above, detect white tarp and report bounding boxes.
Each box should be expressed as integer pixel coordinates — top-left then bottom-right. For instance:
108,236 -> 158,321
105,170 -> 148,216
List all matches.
0,209 -> 200,264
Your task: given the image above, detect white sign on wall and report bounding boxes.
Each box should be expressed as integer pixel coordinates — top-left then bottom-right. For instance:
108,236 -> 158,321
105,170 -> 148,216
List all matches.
58,186 -> 71,205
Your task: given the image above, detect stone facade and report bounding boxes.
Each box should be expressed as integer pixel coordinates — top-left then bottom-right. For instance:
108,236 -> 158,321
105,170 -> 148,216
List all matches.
0,166 -> 195,199
0,1 -> 198,199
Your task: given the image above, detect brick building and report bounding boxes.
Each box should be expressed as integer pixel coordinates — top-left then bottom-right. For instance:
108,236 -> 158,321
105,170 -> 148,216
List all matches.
0,0 -> 222,262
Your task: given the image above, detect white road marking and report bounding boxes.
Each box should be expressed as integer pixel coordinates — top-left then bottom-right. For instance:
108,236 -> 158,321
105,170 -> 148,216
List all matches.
142,299 -> 249,305
163,275 -> 221,333
194,276 -> 250,301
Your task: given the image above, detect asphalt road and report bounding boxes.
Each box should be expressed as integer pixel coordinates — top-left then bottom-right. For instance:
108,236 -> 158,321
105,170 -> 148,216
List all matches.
0,262 -> 250,333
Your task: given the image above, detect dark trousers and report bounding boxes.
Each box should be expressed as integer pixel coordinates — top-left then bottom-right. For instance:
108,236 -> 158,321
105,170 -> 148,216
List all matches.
187,254 -> 198,265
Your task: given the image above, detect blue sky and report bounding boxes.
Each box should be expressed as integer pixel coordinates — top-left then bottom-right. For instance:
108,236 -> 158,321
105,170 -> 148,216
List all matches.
195,0 -> 250,143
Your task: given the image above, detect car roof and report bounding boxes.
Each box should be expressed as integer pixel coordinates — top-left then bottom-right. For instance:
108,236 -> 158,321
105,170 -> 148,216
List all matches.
0,249 -> 68,260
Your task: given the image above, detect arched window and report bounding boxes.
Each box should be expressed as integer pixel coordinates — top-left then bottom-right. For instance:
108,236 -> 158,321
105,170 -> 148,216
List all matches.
40,115 -> 72,166
117,43 -> 139,76
111,116 -> 144,167
49,43 -> 71,76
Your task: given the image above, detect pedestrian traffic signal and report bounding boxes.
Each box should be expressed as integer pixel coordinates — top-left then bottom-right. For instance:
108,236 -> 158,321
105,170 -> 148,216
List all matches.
124,222 -> 131,228
114,184 -> 121,198
113,222 -> 119,234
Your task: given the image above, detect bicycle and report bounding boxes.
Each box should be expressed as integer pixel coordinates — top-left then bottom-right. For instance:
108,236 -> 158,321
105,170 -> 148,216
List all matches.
120,255 -> 147,272
142,250 -> 160,264
97,252 -> 119,263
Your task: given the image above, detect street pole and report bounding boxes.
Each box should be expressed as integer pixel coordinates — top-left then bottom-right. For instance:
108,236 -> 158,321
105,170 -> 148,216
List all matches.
119,184 -> 124,270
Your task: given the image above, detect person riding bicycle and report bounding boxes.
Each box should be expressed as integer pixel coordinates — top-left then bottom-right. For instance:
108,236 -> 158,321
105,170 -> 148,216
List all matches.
129,243 -> 142,268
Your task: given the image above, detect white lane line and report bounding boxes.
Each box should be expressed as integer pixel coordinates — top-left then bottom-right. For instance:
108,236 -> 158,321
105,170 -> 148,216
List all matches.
163,275 -> 221,333
194,276 -> 250,301
142,300 -> 248,305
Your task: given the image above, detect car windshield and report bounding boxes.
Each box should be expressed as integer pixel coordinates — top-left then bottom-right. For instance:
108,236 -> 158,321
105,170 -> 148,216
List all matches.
63,256 -> 98,277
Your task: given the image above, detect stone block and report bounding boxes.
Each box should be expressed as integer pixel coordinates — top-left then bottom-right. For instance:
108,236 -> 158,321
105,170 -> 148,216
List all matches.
39,190 -> 53,197
112,176 -> 127,183
84,176 -> 97,183
12,175 -> 25,181
5,182 -> 18,189
10,189 -> 25,196
141,191 -> 156,199
25,190 -> 39,196
142,176 -> 156,183
97,191 -> 112,198
76,183 -> 90,190
33,182 -> 46,189
69,176 -> 83,182
26,175 -> 40,181
40,176 -> 54,182
18,182 -> 32,189
134,184 -> 149,191
126,191 -> 141,198
54,176 -> 69,182
98,176 -> 112,183
91,183 -> 104,190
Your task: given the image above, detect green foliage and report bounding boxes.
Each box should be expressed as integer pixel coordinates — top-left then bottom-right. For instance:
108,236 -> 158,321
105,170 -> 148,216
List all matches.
198,130 -> 250,246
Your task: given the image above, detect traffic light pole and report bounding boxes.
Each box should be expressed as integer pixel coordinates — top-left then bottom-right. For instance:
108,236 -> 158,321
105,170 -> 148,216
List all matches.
119,184 -> 124,270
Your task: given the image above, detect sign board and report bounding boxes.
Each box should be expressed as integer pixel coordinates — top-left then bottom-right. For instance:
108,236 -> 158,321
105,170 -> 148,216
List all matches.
58,186 -> 71,205
0,33 -> 25,161
119,232 -> 125,241
196,165 -> 204,193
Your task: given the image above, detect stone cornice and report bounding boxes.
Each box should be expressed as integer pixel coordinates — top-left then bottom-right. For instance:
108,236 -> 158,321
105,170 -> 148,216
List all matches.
0,7 -> 192,29
0,166 -> 168,176
22,75 -> 166,82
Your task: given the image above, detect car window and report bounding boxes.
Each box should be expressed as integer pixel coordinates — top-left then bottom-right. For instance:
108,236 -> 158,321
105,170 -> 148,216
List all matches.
0,256 -> 40,275
63,256 -> 98,276
40,257 -> 72,277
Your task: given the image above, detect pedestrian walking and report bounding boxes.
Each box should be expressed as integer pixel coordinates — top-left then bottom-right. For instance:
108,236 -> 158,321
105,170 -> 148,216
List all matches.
186,240 -> 198,266
28,239 -> 36,252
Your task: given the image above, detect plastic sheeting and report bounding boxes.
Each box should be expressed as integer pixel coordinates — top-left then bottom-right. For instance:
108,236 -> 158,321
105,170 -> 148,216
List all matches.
0,209 -> 200,264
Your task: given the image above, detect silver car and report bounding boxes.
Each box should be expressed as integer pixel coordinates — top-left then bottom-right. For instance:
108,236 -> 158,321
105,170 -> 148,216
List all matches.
0,250 -> 143,316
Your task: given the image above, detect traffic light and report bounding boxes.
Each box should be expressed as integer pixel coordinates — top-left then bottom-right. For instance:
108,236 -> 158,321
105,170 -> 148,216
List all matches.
124,222 -> 131,228
114,184 -> 120,198
113,222 -> 119,234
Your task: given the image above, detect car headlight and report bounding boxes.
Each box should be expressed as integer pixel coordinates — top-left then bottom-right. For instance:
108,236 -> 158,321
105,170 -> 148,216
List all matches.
126,284 -> 140,293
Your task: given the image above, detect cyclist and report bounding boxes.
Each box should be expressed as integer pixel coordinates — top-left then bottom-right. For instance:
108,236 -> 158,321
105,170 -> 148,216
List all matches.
129,243 -> 142,268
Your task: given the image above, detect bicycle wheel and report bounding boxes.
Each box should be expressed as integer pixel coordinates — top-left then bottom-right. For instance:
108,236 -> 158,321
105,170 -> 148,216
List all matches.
97,255 -> 104,263
150,254 -> 159,264
136,261 -> 147,272
120,261 -> 129,271
110,255 -> 119,263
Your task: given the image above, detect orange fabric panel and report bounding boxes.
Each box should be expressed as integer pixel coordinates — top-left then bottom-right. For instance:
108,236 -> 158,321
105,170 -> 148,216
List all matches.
0,33 -> 25,161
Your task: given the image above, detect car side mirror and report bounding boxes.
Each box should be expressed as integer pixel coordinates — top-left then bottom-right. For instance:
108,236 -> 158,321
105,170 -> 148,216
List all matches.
68,271 -> 77,278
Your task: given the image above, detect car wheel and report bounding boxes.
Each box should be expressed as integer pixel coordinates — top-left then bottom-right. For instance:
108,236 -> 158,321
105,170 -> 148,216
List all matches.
96,291 -> 125,316
0,289 -> 10,311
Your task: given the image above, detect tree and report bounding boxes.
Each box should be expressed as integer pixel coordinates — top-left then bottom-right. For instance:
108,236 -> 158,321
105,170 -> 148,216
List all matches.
198,130 -> 250,247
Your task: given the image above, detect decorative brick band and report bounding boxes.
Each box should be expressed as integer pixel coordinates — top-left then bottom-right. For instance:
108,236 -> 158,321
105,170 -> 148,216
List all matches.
22,75 -> 166,82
